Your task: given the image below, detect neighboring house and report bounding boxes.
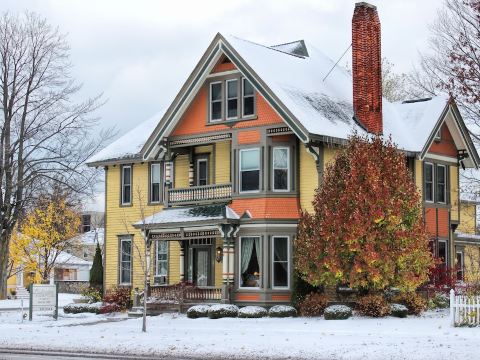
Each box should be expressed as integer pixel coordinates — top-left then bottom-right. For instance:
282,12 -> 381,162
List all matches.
87,3 -> 479,306
455,197 -> 480,282
52,251 -> 93,282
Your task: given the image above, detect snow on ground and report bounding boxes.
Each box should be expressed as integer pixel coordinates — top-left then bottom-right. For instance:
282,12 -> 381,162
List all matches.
0,308 -> 477,360
0,293 -> 81,309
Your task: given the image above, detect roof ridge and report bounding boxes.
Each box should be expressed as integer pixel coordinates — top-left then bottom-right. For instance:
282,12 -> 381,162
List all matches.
227,35 -> 307,59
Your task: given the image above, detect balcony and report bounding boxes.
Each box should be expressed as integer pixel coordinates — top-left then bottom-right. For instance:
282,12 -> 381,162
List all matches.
167,183 -> 232,206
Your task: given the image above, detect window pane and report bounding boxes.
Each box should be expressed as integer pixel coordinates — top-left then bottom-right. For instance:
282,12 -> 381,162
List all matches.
240,237 -> 260,287
152,184 -> 160,202
274,237 -> 288,261
273,262 -> 288,287
241,170 -> 260,191
425,164 -> 433,182
437,166 -> 446,203
123,185 -> 131,204
211,83 -> 222,101
438,241 -> 447,263
243,96 -> 254,116
228,99 -> 238,118
212,102 -> 222,120
274,169 -> 288,190
151,164 -> 160,183
121,240 -> 131,262
198,160 -> 207,186
243,79 -> 254,96
123,167 -> 131,185
273,148 -> 288,168
228,80 -> 237,98
240,149 -> 260,170
425,183 -> 433,202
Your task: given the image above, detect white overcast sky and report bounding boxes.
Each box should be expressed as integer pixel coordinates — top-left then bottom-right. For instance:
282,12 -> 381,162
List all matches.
1,0 -> 444,139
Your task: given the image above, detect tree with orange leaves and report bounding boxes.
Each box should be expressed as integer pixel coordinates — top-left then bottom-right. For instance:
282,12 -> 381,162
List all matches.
295,135 -> 434,293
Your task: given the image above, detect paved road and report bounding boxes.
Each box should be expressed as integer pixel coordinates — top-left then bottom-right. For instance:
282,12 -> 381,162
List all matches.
0,350 -> 192,360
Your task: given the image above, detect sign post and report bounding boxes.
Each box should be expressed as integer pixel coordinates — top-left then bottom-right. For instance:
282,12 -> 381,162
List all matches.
29,284 -> 58,321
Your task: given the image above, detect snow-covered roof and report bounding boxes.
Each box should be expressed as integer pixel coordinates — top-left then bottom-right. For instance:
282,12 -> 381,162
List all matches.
53,251 -> 92,267
72,228 -> 104,246
134,205 -> 239,228
455,231 -> 480,243
86,109 -> 166,165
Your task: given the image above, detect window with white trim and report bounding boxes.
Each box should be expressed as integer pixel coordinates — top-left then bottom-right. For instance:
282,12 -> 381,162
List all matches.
272,236 -> 289,288
436,164 -> 446,203
210,82 -> 222,122
438,239 -> 448,266
239,236 -> 261,288
242,78 -> 255,117
240,148 -> 260,192
156,240 -> 168,279
273,147 -> 290,191
456,250 -> 464,281
424,163 -> 434,202
121,165 -> 132,205
119,237 -> 132,285
226,79 -> 238,119
150,163 -> 161,203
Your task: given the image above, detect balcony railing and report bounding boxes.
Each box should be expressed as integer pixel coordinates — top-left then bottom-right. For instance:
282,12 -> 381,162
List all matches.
167,183 -> 232,206
149,285 -> 222,303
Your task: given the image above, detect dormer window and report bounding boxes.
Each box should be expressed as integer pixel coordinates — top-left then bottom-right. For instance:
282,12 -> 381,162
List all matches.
243,78 -> 255,117
210,82 -> 223,122
226,79 -> 238,119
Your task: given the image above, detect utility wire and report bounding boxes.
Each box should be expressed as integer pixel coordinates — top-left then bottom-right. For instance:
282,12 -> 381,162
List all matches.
322,43 -> 352,82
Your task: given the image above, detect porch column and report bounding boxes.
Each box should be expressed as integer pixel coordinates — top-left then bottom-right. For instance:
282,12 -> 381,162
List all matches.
221,240 -> 235,303
179,241 -> 185,282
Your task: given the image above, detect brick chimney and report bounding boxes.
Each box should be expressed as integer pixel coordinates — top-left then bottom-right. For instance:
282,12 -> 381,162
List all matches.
352,2 -> 382,134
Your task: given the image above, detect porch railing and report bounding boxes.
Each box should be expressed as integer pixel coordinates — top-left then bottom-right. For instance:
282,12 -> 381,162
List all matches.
149,285 -> 222,304
167,183 -> 232,206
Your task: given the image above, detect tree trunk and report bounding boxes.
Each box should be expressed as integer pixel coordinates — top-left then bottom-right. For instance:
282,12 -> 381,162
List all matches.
0,231 -> 12,299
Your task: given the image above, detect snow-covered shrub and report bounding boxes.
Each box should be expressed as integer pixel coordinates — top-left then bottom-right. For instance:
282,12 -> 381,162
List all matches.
393,292 -> 426,315
268,305 -> 297,318
298,293 -> 328,316
187,305 -> 211,319
324,305 -> 352,320
390,303 -> 408,318
357,294 -> 390,317
428,292 -> 449,309
238,306 -> 268,318
63,302 -> 102,314
208,304 -> 239,319
99,303 -> 121,314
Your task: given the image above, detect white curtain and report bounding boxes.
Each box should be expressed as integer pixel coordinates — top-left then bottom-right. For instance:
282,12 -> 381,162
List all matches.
241,237 -> 254,274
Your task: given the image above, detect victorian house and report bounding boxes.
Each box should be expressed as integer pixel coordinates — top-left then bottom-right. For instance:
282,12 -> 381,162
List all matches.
87,2 -> 479,307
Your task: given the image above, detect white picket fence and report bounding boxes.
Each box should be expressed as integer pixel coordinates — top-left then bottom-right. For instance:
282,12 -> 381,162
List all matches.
450,289 -> 480,327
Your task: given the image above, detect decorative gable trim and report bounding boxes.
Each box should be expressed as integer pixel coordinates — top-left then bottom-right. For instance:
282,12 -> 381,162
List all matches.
142,34 -> 310,160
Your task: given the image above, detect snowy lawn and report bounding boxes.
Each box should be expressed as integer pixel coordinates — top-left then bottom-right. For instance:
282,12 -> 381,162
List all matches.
0,293 -> 81,310
0,309 -> 477,360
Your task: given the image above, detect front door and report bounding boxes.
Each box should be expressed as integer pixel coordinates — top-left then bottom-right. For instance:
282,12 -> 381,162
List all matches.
187,246 -> 212,286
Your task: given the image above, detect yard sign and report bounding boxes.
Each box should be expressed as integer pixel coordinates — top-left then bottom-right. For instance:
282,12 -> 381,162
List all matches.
29,284 -> 58,321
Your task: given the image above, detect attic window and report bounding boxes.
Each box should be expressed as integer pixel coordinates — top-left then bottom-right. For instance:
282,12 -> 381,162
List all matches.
210,82 -> 223,122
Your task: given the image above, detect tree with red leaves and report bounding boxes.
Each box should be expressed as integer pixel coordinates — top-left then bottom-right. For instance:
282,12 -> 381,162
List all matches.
295,135 -> 434,293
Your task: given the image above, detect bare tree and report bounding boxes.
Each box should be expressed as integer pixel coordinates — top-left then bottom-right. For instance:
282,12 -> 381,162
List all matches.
0,12 -> 110,298
404,0 -> 480,194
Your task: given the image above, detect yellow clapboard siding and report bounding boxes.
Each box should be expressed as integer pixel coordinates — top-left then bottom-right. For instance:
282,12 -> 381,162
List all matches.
459,202 -> 476,234
450,165 -> 459,222
323,147 -> 339,168
215,141 -> 231,184
168,241 -> 181,284
465,245 -> 480,283
105,163 -> 164,291
299,145 -> 318,213
174,155 -> 190,188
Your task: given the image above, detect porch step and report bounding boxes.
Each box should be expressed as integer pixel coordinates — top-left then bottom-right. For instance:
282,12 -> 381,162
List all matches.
15,286 -> 30,300
128,306 -> 144,318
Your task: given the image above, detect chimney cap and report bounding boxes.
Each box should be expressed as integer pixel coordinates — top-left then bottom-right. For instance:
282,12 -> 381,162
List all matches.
355,2 -> 377,10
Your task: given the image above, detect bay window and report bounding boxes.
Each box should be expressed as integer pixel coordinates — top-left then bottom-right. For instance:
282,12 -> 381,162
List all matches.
436,164 -> 446,203
240,148 -> 260,192
273,147 -> 290,191
121,165 -> 132,205
150,163 -> 161,203
210,82 -> 223,122
226,79 -> 238,119
119,237 -> 132,285
272,236 -> 289,288
240,236 -> 261,288
424,163 -> 434,202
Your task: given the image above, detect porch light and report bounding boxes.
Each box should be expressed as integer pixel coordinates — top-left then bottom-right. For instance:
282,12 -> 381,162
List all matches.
215,247 -> 223,263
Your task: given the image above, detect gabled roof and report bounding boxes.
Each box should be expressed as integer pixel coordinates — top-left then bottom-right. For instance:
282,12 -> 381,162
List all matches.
86,33 -> 479,168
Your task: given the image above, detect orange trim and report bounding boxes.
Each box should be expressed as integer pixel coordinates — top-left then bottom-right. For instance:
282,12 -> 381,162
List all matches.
236,294 -> 260,301
437,208 -> 449,237
238,130 -> 260,144
271,294 -> 290,301
230,198 -> 300,219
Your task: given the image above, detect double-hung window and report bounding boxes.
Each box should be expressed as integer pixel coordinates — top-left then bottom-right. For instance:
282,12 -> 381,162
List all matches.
150,163 -> 161,203
121,165 -> 132,205
240,148 -> 260,192
119,237 -> 132,285
156,240 -> 168,281
242,78 -> 255,117
210,82 -> 223,122
272,236 -> 289,288
273,147 -> 290,191
226,79 -> 238,119
424,163 -> 434,202
196,158 -> 208,186
239,236 -> 261,288
436,164 -> 446,203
